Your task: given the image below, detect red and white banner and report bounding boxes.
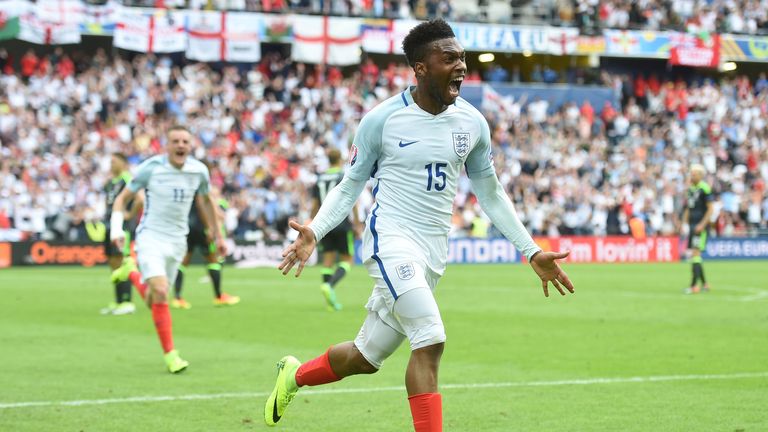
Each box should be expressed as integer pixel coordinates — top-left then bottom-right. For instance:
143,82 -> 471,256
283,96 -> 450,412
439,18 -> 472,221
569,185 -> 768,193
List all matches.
532,236 -> 680,263
35,0 -> 84,25
481,84 -> 517,115
669,33 -> 720,68
114,9 -> 185,53
18,12 -> 80,45
361,18 -> 418,54
186,11 -> 260,62
547,27 -> 579,55
292,15 -> 361,65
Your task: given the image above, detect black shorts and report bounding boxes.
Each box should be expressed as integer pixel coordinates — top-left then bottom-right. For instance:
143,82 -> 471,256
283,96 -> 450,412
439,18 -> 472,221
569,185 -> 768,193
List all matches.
319,228 -> 354,256
103,228 -> 132,257
687,225 -> 709,250
187,227 -> 214,255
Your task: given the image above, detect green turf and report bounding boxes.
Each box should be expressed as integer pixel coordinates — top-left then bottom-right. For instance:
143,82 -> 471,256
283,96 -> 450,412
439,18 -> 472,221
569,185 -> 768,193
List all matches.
0,261 -> 766,431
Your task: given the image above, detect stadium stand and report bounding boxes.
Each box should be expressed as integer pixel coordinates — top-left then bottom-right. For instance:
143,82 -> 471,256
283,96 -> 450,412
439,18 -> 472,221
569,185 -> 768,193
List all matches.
0,46 -> 765,243
0,0 -> 766,246
111,0 -> 768,34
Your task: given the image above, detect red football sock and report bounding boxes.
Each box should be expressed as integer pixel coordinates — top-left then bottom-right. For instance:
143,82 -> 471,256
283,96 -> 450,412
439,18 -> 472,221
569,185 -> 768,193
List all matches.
408,393 -> 442,432
151,303 -> 174,353
295,348 -> 341,387
129,271 -> 147,300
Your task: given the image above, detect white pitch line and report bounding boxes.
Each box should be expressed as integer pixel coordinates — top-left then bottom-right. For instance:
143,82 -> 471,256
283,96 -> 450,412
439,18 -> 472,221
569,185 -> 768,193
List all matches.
1,371 -> 766,410
716,286 -> 768,302
741,291 -> 768,301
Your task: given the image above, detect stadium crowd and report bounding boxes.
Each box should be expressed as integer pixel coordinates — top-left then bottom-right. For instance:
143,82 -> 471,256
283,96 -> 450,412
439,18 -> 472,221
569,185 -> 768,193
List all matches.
568,0 -> 768,34
113,0 -> 768,35
480,70 -> 768,238
0,49 -> 766,244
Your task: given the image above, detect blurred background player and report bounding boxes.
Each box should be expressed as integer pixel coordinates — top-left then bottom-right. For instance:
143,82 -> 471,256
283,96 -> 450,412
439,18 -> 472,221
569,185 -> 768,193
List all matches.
111,126 -> 226,373
311,148 -> 362,311
682,164 -> 714,294
100,153 -> 140,316
173,179 -> 239,309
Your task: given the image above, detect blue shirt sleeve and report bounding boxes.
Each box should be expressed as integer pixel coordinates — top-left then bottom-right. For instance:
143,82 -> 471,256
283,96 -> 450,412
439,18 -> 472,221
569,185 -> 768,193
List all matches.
465,116 -> 495,179
346,108 -> 384,182
127,158 -> 157,192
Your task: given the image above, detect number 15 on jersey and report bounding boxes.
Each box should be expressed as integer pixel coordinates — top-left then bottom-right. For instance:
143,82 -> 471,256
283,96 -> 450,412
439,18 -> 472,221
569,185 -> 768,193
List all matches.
425,163 -> 447,192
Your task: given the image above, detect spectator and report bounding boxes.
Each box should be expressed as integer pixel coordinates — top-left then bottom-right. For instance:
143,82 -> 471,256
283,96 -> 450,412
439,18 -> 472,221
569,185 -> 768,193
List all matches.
20,49 -> 39,80
0,49 -> 766,244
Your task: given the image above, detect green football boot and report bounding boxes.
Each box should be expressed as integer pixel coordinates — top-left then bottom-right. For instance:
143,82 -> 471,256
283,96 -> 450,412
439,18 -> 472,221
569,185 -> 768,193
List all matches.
164,350 -> 189,374
320,283 -> 342,311
111,257 -> 137,284
264,356 -> 301,426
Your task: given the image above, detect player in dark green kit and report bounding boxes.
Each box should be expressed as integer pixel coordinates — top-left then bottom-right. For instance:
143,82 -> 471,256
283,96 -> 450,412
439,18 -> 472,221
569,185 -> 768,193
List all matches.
172,183 -> 240,308
311,148 -> 362,311
101,153 -> 140,315
682,164 -> 714,294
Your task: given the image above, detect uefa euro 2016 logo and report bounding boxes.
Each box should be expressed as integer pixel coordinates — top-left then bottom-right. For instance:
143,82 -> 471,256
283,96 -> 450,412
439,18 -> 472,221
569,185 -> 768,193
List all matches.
452,132 -> 470,158
349,144 -> 358,166
396,263 -> 415,280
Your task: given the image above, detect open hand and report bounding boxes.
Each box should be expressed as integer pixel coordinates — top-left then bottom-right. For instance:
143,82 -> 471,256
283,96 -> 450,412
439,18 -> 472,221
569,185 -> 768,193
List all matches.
278,220 -> 317,277
530,250 -> 575,297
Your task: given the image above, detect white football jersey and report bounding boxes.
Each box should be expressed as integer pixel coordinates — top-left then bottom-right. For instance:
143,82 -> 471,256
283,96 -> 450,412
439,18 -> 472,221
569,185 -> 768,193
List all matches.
128,155 -> 210,240
348,88 -> 495,274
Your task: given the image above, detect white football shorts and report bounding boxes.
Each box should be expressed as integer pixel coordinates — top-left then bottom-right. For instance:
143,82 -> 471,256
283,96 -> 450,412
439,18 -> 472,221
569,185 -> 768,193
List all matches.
135,232 -> 186,282
353,257 -> 445,370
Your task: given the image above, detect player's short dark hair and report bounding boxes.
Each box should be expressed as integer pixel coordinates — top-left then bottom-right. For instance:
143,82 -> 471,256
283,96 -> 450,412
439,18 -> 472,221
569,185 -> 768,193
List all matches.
402,19 -> 455,67
167,124 -> 192,137
112,152 -> 128,163
328,148 -> 341,165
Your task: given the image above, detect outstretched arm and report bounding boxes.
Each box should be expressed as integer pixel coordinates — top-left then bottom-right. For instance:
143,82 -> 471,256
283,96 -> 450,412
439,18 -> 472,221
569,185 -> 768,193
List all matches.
279,176 -> 367,277
470,174 -> 574,297
110,187 -> 137,250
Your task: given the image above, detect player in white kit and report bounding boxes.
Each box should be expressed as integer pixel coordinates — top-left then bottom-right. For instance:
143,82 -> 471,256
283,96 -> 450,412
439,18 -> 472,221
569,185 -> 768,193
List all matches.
265,20 -> 575,431
110,126 -> 226,373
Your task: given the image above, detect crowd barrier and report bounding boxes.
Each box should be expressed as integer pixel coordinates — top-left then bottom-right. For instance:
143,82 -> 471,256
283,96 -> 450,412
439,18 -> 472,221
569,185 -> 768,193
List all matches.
352,236 -> 681,264
535,236 -> 681,263
0,239 -> 304,268
1,236 -> 766,268
701,238 -> 768,260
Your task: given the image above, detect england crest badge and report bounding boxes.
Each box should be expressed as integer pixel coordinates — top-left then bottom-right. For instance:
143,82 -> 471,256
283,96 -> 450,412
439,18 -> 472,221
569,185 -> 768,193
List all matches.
396,263 -> 415,280
452,132 -> 470,158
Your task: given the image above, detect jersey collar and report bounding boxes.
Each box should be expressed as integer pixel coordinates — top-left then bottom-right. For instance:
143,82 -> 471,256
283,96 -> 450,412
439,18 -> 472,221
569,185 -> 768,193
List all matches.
402,86 -> 415,106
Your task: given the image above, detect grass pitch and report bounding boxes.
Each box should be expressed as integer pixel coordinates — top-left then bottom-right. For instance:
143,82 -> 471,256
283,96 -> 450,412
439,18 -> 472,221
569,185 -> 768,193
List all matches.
0,261 -> 766,431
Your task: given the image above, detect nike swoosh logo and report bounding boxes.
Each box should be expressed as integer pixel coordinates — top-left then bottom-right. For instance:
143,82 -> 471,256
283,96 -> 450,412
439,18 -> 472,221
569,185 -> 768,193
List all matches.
271,360 -> 285,424
398,140 -> 419,147
272,397 -> 281,423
